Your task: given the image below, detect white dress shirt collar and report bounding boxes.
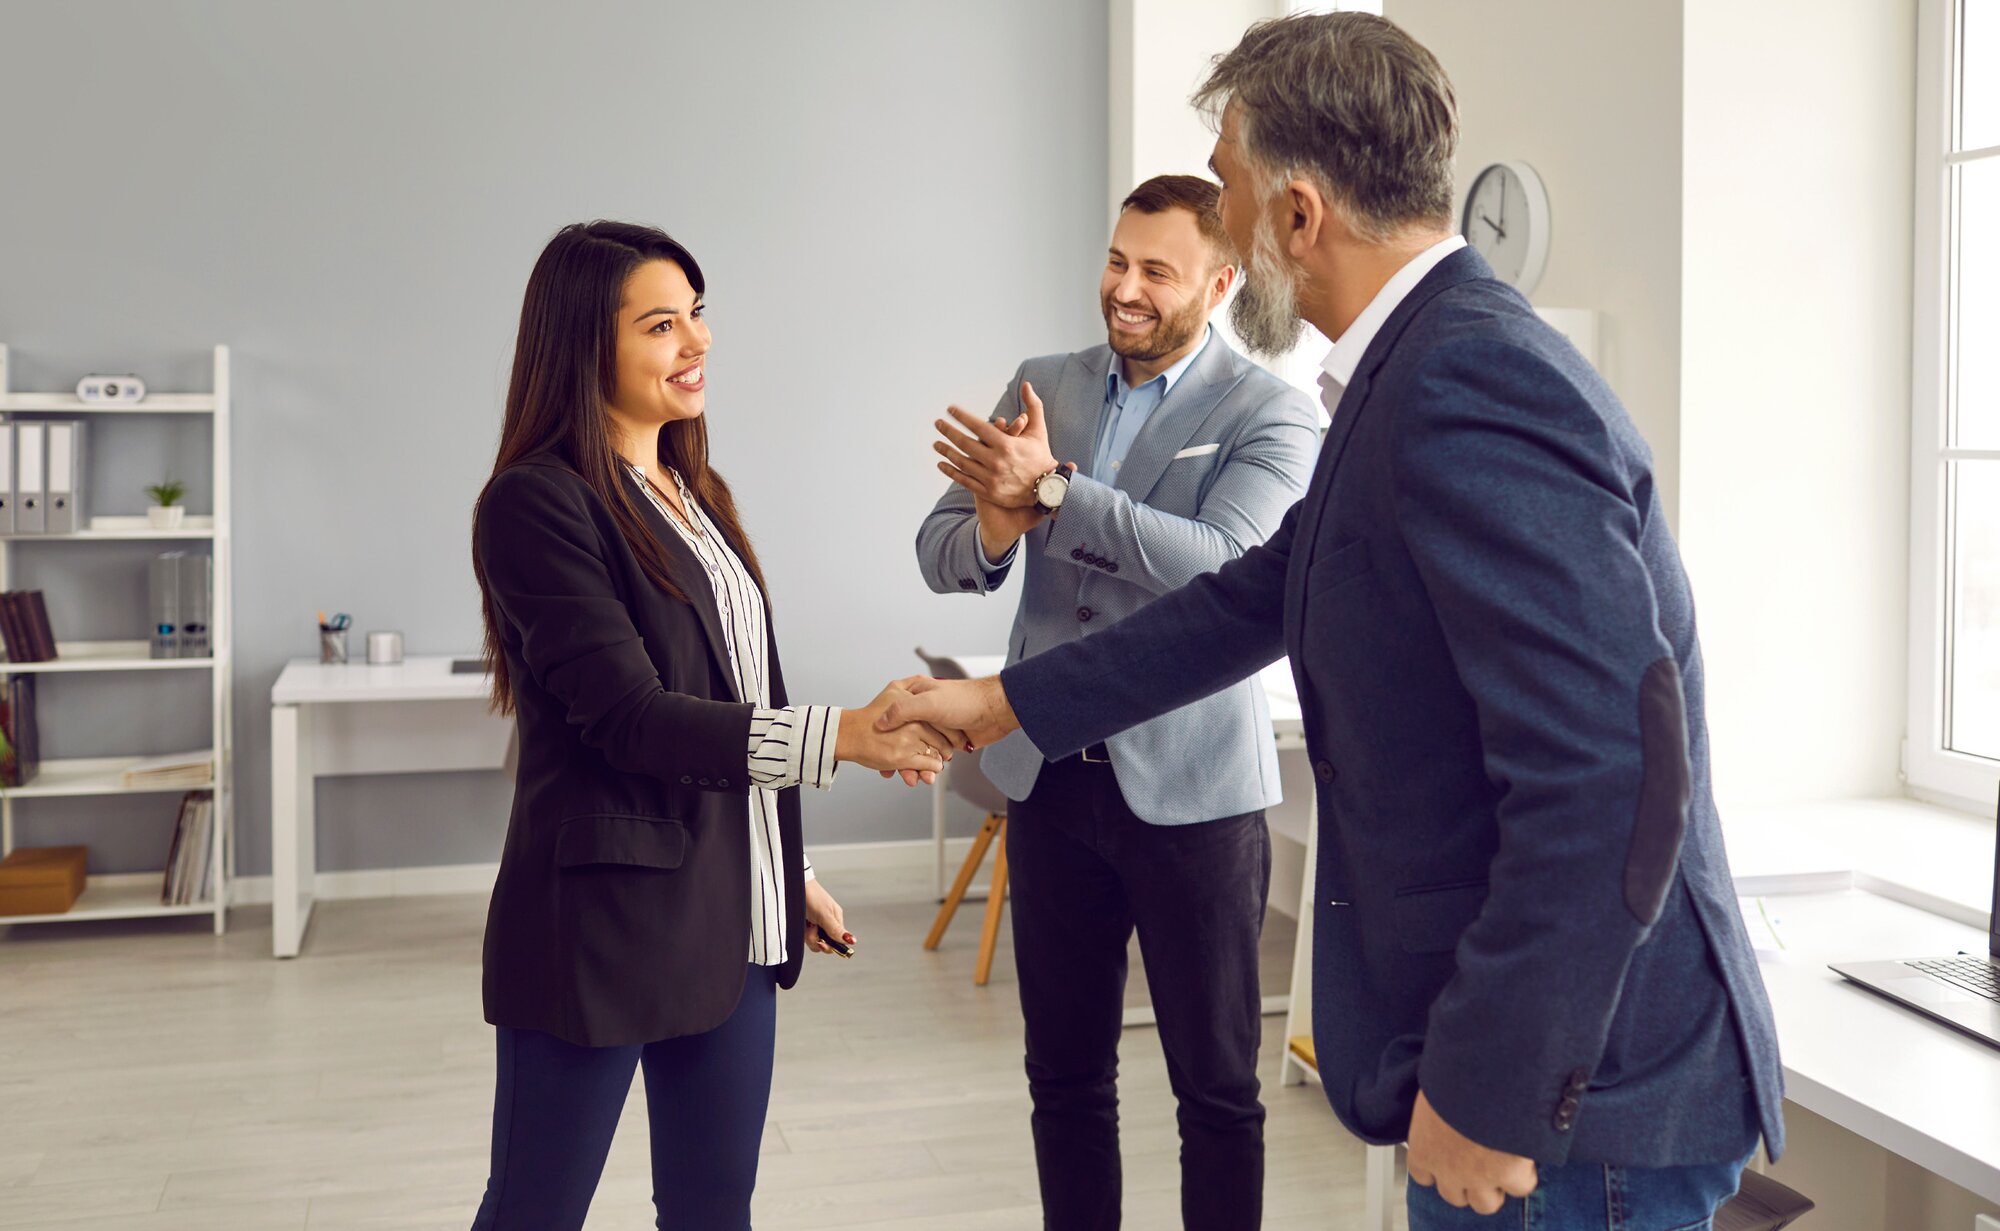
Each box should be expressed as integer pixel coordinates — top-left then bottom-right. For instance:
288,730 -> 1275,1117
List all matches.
1319,234 -> 1467,395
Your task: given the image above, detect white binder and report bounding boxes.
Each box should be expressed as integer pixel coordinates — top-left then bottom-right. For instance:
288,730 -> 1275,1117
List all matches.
0,424 -> 14,535
15,422 -> 45,535
46,421 -> 83,535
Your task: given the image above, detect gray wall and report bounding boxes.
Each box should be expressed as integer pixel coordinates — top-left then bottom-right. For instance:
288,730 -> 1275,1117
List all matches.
0,1 -> 1108,876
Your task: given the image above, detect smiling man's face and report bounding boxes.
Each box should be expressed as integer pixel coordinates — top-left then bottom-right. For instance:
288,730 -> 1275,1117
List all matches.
1098,205 -> 1219,366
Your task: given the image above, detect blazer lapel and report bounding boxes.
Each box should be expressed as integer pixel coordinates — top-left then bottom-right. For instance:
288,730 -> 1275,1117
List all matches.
624,470 -> 743,703
1282,247 -> 1493,654
1113,335 -> 1240,501
1042,348 -> 1111,478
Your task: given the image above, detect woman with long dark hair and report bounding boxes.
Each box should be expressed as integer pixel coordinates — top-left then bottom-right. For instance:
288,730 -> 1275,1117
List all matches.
468,220 -> 958,1229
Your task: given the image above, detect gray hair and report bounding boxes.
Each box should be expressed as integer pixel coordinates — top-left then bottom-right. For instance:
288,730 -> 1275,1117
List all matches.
1194,12 -> 1458,242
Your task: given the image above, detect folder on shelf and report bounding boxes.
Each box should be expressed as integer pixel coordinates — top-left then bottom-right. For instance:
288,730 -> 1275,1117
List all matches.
149,552 -> 183,659
0,423 -> 15,536
14,422 -> 45,534
161,791 -> 214,907
45,421 -> 83,535
177,554 -> 211,659
25,592 -> 56,661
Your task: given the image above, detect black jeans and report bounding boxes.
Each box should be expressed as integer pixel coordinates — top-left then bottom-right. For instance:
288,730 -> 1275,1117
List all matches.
1009,753 -> 1271,1231
470,965 -> 777,1230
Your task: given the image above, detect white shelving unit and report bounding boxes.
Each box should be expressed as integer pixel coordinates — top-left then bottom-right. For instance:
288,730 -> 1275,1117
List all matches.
0,344 -> 234,934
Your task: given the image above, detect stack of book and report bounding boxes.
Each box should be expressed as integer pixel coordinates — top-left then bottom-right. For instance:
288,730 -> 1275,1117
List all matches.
0,590 -> 58,663
0,674 -> 38,787
120,749 -> 214,791
160,790 -> 215,906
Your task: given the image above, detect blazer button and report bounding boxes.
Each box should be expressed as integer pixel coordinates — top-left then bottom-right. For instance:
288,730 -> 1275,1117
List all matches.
1071,548 -> 1085,561
680,775 -> 693,785
718,778 -> 730,788
698,777 -> 711,787
1077,607 -> 1093,622
1314,759 -> 1335,783
1565,1067 -> 1590,1095
1106,562 -> 1119,573
1553,1096 -> 1580,1132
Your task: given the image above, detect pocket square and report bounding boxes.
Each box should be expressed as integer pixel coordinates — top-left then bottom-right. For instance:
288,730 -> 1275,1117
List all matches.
1172,443 -> 1221,460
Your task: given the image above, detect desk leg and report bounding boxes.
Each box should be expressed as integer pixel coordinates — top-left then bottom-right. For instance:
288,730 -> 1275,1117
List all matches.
1279,797 -> 1319,1088
271,703 -> 317,958
932,775 -> 948,901
1364,1143 -> 1399,1231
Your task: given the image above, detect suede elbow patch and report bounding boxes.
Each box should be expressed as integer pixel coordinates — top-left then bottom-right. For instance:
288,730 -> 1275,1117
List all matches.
1624,658 -> 1692,925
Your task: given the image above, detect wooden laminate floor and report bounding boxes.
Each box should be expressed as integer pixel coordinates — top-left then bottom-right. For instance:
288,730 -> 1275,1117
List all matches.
0,862 -> 1385,1230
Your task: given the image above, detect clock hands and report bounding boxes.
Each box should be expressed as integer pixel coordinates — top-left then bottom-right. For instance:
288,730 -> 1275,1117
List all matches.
1480,212 -> 1506,240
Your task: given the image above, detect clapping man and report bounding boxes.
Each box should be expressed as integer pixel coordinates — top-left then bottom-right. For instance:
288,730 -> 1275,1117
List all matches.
916,175 -> 1318,1230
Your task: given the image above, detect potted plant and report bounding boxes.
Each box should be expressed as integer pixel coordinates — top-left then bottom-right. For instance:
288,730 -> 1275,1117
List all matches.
144,479 -> 187,530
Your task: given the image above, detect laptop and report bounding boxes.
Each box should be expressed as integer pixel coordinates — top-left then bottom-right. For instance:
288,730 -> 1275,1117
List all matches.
1829,786 -> 2000,1050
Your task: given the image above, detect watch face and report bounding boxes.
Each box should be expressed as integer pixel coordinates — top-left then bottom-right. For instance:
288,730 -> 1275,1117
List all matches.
1036,472 -> 1067,508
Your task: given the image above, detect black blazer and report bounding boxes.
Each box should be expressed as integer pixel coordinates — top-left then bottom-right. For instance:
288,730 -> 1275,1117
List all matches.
474,454 -> 807,1047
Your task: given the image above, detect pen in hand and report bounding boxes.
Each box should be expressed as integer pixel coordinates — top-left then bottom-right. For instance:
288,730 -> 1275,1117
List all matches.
815,925 -> 853,958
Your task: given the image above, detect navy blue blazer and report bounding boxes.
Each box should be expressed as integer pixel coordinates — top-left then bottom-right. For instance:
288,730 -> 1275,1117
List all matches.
1003,248 -> 1784,1167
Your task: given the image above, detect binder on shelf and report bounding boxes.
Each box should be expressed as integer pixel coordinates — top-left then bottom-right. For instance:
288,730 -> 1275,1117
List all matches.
148,552 -> 183,659
177,554 -> 211,659
24,591 -> 55,661
14,422 -> 44,534
45,421 -> 83,535
0,593 -> 22,662
0,423 -> 14,535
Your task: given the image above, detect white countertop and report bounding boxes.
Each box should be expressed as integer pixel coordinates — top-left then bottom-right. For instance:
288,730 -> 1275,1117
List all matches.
271,655 -> 491,705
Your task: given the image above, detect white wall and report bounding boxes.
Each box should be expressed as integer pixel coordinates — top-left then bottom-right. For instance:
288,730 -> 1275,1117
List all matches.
1387,0 -> 1688,522
1679,0 -> 1915,808
0,0 -> 1108,875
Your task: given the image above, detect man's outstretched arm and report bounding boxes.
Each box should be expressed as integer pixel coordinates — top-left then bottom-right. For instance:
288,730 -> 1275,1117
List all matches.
882,497 -> 1303,751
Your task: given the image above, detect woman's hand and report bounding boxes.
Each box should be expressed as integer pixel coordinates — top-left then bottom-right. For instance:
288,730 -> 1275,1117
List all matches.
836,678 -> 967,786
802,879 -> 855,956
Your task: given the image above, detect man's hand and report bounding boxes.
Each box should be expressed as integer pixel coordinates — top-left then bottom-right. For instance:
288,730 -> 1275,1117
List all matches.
1405,1090 -> 1538,1215
935,379 -> 1059,508
877,676 -> 1019,750
975,495 -> 1045,562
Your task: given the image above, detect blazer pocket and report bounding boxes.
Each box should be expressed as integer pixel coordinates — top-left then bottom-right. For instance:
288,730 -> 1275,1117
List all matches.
1305,538 -> 1374,599
555,814 -> 689,870
1172,442 -> 1221,460
1392,878 -> 1489,954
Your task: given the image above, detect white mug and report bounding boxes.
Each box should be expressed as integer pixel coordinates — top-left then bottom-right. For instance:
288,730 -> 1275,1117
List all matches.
366,631 -> 404,665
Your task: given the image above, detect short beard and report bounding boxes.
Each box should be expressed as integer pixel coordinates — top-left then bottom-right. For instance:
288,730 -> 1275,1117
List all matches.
1103,287 -> 1208,364
1230,208 -> 1307,359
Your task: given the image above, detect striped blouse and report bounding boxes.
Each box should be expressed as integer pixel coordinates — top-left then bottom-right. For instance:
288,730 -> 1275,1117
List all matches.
629,463 -> 840,966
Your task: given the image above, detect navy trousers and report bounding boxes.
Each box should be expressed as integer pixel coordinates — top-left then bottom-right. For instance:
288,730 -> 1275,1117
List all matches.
470,965 -> 777,1231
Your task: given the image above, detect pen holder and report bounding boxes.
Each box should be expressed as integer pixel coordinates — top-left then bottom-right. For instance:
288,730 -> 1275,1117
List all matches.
319,628 -> 348,664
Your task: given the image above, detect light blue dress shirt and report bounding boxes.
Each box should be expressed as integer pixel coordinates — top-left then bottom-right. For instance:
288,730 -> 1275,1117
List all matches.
978,328 -> 1212,573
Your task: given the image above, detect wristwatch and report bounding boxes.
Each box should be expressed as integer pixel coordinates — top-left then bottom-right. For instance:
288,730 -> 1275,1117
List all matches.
1033,462 -> 1078,516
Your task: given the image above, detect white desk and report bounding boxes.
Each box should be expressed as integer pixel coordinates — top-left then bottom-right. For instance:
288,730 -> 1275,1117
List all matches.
269,656 -> 511,957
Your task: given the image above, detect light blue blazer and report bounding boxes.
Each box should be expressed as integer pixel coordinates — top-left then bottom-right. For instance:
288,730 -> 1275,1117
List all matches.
916,332 -> 1318,824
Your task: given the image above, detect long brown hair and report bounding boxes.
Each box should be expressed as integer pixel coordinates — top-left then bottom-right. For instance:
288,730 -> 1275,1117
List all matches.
473,220 -> 766,715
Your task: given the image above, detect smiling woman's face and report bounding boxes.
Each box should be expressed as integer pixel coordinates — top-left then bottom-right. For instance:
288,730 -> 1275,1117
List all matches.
609,258 -> 709,427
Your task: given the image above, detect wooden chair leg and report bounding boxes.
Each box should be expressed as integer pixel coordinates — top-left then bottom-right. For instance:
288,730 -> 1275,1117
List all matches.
924,812 -> 1001,951
974,819 -> 1009,986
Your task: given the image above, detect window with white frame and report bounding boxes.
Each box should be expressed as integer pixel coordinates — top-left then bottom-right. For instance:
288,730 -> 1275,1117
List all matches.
1912,0 -> 2000,808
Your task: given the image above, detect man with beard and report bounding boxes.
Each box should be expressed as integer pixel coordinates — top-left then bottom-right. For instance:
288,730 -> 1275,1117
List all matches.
889,14 -> 1786,1231
915,173 -> 1318,1230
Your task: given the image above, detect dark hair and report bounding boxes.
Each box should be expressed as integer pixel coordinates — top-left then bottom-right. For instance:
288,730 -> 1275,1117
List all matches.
473,220 -> 765,715
1120,174 -> 1231,266
1193,12 -> 1458,240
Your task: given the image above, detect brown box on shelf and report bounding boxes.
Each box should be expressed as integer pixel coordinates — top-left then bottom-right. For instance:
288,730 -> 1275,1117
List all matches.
0,845 -> 88,916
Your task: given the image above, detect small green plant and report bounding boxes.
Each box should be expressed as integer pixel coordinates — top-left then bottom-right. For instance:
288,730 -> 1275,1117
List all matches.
145,479 -> 186,508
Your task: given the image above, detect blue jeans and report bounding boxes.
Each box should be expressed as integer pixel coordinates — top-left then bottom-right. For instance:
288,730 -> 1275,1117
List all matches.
470,965 -> 777,1231
1407,1153 -> 1751,1231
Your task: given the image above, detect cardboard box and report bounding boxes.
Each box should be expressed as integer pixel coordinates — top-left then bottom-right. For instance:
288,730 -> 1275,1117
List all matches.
0,845 -> 87,916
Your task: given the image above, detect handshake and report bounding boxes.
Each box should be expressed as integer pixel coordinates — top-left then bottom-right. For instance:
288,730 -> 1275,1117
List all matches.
833,676 -> 1021,787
